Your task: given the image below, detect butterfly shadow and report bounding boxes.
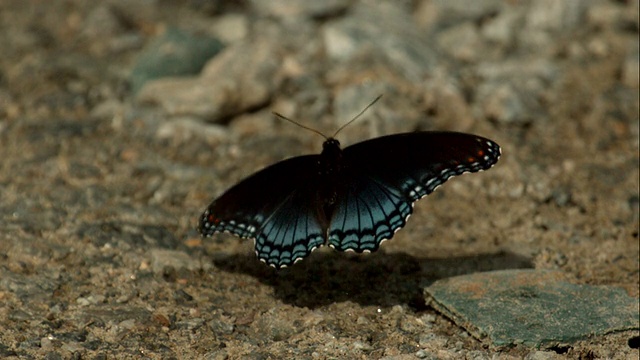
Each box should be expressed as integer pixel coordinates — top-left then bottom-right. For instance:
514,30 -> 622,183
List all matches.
211,249 -> 533,309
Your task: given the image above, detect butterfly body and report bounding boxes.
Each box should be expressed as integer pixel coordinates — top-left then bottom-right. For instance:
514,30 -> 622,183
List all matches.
316,138 -> 344,227
199,132 -> 500,268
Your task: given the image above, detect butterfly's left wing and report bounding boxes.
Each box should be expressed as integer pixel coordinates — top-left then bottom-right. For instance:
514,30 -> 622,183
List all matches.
199,155 -> 326,268
328,131 -> 500,252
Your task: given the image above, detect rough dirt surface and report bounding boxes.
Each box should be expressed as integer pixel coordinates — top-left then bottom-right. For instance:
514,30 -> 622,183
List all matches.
0,1 -> 638,359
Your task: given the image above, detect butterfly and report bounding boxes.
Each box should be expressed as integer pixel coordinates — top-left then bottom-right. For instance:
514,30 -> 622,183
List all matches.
199,102 -> 500,268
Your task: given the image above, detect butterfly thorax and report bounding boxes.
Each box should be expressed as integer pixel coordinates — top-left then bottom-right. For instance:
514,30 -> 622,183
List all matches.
316,138 -> 344,226
319,138 -> 342,175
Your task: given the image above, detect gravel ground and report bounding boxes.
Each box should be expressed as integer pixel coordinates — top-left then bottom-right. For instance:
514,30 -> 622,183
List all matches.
0,1 -> 638,359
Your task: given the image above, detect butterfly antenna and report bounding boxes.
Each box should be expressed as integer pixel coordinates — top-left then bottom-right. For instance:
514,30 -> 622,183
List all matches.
332,94 -> 383,138
272,112 -> 329,140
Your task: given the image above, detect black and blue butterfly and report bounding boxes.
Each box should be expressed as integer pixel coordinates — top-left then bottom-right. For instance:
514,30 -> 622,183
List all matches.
199,102 -> 500,268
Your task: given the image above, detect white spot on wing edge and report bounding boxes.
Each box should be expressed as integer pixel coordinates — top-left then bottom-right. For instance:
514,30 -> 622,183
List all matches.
255,243 -> 325,269
333,211 -> 414,254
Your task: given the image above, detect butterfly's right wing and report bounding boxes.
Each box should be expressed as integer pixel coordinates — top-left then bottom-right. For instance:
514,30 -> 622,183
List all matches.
199,155 -> 326,268
328,132 -> 500,252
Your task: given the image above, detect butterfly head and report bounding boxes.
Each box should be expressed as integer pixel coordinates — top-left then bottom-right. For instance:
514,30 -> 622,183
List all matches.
323,138 -> 341,151
321,138 -> 343,161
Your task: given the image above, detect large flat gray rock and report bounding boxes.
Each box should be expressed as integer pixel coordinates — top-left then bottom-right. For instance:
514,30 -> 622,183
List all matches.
425,269 -> 639,349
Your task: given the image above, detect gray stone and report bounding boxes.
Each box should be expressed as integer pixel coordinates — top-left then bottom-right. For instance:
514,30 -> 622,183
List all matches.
130,27 -> 224,93
415,0 -> 504,31
208,315 -> 235,336
422,73 -> 474,131
622,40 -> 639,89
150,249 -> 206,273
436,23 -> 483,62
209,14 -> 249,44
332,83 -> 423,142
250,0 -> 350,19
481,7 -> 524,47
524,350 -> 564,360
82,4 -> 126,39
477,82 -> 529,124
323,2 -> 438,81
253,310 -> 297,342
155,116 -> 229,143
586,1 -> 626,29
425,269 -> 640,349
520,0 -> 594,50
176,318 -> 206,330
525,0 -> 591,32
474,59 -> 558,124
136,37 -> 281,122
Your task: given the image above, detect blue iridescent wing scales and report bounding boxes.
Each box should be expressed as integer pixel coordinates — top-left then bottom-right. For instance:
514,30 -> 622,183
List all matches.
253,187 -> 325,267
328,175 -> 412,252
